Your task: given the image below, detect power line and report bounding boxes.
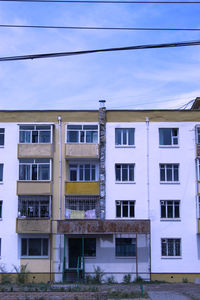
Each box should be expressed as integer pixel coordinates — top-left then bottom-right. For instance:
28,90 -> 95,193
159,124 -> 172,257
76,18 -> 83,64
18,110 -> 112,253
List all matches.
1,24 -> 200,31
1,0 -> 200,4
1,40 -> 200,62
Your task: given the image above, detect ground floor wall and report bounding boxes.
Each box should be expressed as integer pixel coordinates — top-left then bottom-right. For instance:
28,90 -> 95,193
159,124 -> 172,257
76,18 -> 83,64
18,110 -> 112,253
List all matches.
151,273 -> 200,283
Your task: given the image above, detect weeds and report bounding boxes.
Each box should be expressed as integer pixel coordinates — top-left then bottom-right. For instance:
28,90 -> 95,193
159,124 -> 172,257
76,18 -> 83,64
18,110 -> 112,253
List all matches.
13,264 -> 29,284
123,273 -> 131,284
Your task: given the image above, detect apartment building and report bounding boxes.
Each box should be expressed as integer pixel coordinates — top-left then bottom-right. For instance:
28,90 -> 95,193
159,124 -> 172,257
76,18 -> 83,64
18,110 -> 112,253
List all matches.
0,99 -> 200,283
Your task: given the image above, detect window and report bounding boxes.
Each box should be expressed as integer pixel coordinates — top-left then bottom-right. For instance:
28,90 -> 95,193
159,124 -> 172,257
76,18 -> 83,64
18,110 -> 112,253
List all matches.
21,238 -> 49,257
159,128 -> 179,146
116,201 -> 135,218
0,129 -> 5,146
160,200 -> 180,219
19,125 -> 52,144
65,195 -> 99,219
0,164 -> 3,182
115,164 -> 134,182
115,128 -> 135,146
18,196 -> 50,218
0,201 -> 2,219
84,238 -> 96,256
69,163 -> 98,181
67,124 -> 98,143
160,164 -> 179,182
19,159 -> 51,181
116,238 -> 136,257
161,238 -> 181,257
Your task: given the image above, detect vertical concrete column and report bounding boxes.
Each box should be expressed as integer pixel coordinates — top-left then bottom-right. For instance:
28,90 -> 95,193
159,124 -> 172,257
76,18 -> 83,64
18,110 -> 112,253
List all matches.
99,100 -> 106,219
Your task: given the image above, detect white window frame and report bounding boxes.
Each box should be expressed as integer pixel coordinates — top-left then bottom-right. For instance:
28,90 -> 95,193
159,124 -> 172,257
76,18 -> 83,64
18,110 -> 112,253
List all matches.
20,236 -> 49,258
0,128 -> 5,147
19,159 -> 51,181
160,164 -> 179,183
69,162 -> 98,182
160,200 -> 180,220
19,124 -> 53,144
116,201 -> 135,218
0,164 -> 3,183
66,123 -> 99,144
159,128 -> 179,147
115,164 -> 135,183
161,238 -> 181,257
115,128 -> 135,147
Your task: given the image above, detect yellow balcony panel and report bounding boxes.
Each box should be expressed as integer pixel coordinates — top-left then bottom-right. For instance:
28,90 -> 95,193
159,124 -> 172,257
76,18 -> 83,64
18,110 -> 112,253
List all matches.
16,218 -> 51,234
17,181 -> 52,195
18,144 -> 53,158
65,143 -> 99,158
65,181 -> 99,195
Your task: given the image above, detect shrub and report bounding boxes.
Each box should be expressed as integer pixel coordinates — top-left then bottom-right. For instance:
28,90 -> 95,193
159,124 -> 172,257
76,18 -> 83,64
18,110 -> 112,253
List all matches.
105,275 -> 116,284
123,273 -> 131,284
13,264 -> 29,284
92,266 -> 104,284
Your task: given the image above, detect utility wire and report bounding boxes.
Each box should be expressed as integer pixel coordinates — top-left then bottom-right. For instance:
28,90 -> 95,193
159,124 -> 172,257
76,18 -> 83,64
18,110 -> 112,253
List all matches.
1,0 -> 200,4
1,40 -> 200,62
1,24 -> 200,31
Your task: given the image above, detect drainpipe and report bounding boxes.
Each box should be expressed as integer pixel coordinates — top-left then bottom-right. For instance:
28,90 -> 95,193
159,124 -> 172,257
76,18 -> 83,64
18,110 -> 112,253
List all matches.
99,100 -> 106,219
57,115 -> 62,273
146,117 -> 150,220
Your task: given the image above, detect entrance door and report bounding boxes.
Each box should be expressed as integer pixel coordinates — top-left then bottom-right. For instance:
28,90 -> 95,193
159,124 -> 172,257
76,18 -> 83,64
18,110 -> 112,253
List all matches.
68,238 -> 82,268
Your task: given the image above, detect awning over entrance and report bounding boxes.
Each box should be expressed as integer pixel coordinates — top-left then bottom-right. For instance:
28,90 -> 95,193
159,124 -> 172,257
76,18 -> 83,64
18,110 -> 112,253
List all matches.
57,219 -> 150,234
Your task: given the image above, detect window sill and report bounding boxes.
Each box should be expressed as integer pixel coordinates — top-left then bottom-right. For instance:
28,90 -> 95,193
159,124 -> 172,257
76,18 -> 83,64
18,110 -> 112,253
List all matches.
0,182 -> 3,185
160,182 -> 180,184
115,145 -> 136,148
115,182 -> 136,184
19,143 -> 52,145
116,256 -> 136,259
18,180 -> 51,182
159,146 -> 179,148
160,218 -> 181,222
21,256 -> 49,259
161,256 -> 182,259
115,217 -> 135,219
0,146 -> 4,148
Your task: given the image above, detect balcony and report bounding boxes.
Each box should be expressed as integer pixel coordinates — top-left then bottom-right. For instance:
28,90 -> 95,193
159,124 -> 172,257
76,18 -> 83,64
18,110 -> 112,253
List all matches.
65,144 -> 99,159
65,181 -> 99,195
16,218 -> 51,234
17,181 -> 52,195
18,144 -> 53,158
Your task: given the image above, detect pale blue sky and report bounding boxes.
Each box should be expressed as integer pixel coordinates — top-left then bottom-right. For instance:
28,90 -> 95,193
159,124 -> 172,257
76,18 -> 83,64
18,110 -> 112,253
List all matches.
0,1 -> 200,110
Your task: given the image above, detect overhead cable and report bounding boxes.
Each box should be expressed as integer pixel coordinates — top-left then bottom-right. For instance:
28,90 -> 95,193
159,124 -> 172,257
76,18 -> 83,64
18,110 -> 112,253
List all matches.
1,24 -> 200,31
1,40 -> 200,62
1,0 -> 200,4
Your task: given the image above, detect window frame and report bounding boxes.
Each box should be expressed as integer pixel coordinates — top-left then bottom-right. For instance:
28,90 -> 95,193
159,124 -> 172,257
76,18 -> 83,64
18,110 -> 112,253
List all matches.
0,128 -> 5,147
19,124 -> 53,144
161,238 -> 181,257
66,124 -> 99,144
196,126 -> 200,144
68,162 -> 98,182
115,164 -> 135,183
160,164 -> 179,183
115,237 -> 136,257
20,237 -> 49,258
115,128 -> 135,147
116,200 -> 135,218
0,164 -> 3,183
19,159 -> 51,181
160,200 -> 180,220
159,128 -> 179,147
